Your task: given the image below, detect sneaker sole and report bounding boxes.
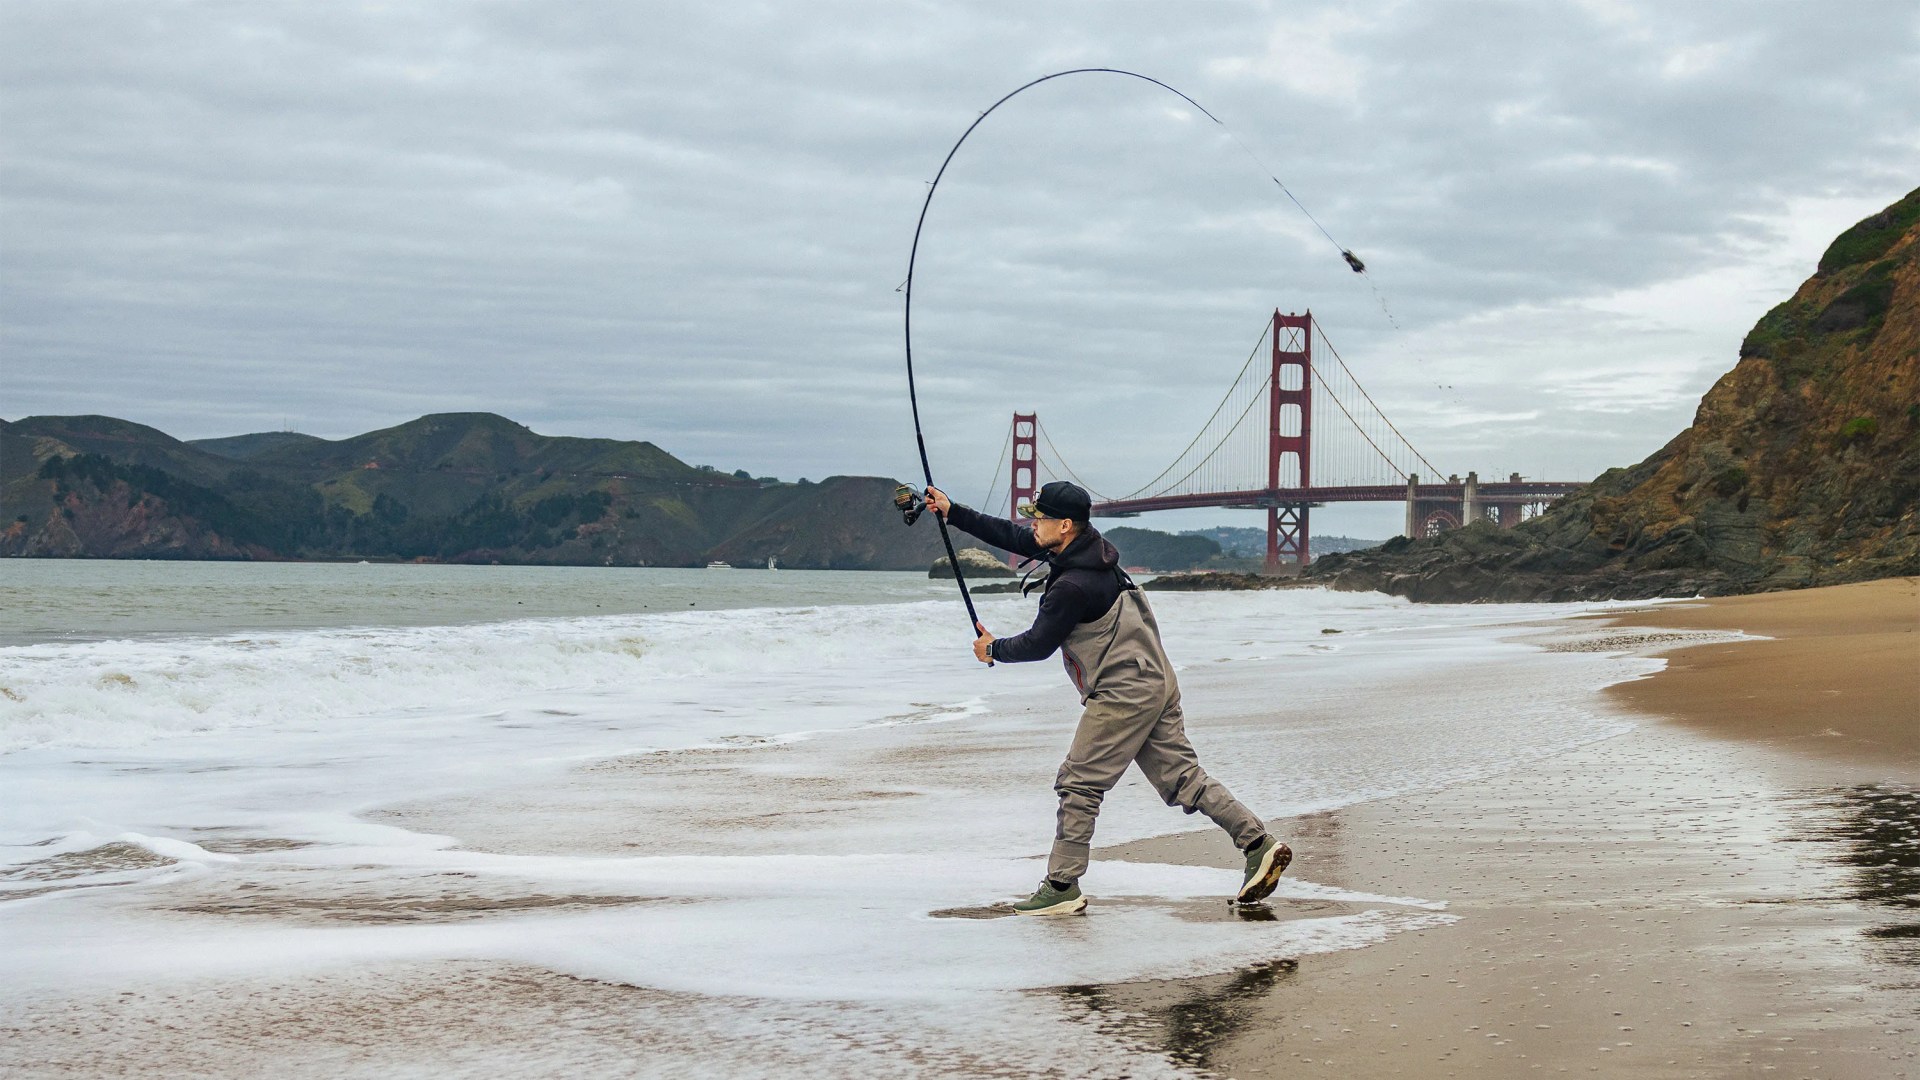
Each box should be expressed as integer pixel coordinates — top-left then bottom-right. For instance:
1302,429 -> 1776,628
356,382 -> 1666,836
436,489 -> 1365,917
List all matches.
1235,843 -> 1292,904
1013,896 -> 1088,916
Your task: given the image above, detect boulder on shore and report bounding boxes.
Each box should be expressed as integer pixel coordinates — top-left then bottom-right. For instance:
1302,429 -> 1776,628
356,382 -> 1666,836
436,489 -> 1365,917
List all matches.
1144,571 -> 1305,592
930,547 -> 1015,578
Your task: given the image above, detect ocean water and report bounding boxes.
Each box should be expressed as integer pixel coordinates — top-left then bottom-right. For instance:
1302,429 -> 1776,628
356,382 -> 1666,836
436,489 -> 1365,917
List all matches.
0,560 -> 1682,1075
0,559 -> 954,645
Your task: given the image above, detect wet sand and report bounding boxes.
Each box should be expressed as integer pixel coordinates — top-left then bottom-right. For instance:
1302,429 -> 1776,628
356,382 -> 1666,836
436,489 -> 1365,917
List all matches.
1602,576 -> 1918,766
4,582 -> 1913,1077
1092,577 -> 1919,1078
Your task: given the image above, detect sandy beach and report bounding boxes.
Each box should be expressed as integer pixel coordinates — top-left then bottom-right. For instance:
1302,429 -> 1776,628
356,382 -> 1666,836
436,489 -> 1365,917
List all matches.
1602,577 -> 1919,767
1097,577 -> 1918,1078
3,576 -> 1914,1077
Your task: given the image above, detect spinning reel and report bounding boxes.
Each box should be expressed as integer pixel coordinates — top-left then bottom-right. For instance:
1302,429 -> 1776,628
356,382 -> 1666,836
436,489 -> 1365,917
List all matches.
892,484 -> 927,526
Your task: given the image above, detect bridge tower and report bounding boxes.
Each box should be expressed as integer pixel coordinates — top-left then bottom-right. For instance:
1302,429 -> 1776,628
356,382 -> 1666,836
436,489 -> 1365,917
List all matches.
1008,413 -> 1038,520
1266,311 -> 1313,570
1007,412 -> 1039,568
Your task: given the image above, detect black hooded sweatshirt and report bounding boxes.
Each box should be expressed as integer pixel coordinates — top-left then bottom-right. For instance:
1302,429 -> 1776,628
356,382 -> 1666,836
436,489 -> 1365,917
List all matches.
944,503 -> 1129,664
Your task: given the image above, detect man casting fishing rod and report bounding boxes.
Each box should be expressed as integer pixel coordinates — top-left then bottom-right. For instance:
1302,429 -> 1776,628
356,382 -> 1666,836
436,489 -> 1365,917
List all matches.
924,480 -> 1291,916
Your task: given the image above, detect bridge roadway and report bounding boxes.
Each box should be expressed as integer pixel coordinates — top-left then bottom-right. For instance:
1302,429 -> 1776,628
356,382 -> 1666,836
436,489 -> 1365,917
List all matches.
1092,480 -> 1585,517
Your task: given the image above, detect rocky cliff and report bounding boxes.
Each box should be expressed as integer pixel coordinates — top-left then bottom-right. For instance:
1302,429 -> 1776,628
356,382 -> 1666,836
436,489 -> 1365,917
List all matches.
1308,186 -> 1920,602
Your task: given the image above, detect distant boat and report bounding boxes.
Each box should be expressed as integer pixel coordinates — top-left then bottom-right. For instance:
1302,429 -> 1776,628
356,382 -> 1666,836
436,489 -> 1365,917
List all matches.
767,556 -> 778,570
705,560 -> 733,570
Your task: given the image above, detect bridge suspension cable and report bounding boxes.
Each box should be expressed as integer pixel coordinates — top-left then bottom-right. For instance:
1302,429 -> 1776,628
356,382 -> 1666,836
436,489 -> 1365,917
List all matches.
1308,351 -> 1408,484
998,309 -> 1583,566
1021,312 -> 1442,504
1111,321 -> 1274,501
976,417 -> 1014,512
1034,418 -> 1113,503
1311,322 -> 1442,480
1141,371 -> 1274,497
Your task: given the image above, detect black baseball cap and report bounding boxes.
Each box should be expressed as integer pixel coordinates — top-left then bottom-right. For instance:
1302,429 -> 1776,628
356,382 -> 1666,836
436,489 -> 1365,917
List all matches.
1017,480 -> 1091,522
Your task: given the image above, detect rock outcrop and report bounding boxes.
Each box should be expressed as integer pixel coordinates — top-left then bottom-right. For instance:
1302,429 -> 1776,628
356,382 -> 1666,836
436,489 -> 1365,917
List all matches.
1309,186 -> 1920,602
929,547 -> 1016,578
1144,571 -> 1304,592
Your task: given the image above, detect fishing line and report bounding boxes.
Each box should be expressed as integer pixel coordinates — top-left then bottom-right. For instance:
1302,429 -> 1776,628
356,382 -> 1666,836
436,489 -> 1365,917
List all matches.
900,67 -> 1364,647
1212,113 -> 1412,336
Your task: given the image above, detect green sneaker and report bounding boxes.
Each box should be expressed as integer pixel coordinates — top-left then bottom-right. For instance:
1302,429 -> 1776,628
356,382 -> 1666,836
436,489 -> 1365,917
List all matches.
1012,879 -> 1087,916
1235,836 -> 1292,904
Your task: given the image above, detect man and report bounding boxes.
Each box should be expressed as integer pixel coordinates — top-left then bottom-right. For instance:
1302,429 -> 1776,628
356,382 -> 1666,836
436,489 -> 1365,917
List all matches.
926,479 -> 1291,916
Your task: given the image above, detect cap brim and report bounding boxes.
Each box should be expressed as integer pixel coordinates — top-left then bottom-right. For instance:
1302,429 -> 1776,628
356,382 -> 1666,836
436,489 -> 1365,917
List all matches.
1016,503 -> 1041,518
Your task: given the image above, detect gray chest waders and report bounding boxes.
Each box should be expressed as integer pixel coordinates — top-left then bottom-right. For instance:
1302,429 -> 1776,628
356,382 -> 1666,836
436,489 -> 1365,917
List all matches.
1046,586 -> 1266,883
1058,586 -> 1176,708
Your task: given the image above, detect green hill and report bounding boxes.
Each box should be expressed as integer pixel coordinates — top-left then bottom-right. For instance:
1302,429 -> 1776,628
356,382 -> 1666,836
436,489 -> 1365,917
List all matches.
189,431 -> 329,461
1179,526 -> 1382,559
8,414 -> 239,486
1,413 -> 946,569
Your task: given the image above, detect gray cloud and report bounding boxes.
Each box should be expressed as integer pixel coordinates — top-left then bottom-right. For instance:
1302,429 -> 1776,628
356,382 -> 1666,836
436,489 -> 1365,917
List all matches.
4,1 -> 1917,539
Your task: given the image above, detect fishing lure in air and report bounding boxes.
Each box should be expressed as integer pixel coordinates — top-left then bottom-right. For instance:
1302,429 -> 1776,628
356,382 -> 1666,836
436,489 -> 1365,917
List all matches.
896,67 -> 1363,648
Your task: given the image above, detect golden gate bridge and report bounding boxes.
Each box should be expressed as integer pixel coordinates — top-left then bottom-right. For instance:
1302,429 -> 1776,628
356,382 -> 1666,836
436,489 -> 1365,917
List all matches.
975,309 -> 1585,570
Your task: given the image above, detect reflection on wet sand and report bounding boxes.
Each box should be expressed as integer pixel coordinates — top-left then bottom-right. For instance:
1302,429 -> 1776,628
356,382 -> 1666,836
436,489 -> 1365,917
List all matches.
1790,783 -> 1920,969
1122,721 -> 1920,1080
1053,958 -> 1301,1072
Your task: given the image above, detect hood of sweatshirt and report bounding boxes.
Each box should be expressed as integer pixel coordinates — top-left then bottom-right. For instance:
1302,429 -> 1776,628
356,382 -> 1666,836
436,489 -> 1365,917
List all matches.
1051,525 -> 1120,573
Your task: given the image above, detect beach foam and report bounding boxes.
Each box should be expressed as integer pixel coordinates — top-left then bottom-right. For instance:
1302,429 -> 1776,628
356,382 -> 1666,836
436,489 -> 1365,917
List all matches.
0,601 -> 991,753
2,583 -> 1666,1037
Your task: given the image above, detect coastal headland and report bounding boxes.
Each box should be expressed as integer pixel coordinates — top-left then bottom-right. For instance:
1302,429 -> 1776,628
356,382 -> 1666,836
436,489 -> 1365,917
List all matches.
1306,187 -> 1919,604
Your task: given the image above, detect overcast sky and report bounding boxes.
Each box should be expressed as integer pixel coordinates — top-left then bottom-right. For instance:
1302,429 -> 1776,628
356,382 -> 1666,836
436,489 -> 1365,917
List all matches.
5,1 -> 1918,538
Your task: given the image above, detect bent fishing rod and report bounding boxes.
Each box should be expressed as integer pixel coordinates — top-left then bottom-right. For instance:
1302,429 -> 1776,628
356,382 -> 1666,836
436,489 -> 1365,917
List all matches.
895,67 -> 1364,650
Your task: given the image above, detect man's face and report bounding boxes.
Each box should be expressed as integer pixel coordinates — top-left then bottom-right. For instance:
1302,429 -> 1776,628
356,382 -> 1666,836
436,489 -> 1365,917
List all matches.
1032,515 -> 1077,552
